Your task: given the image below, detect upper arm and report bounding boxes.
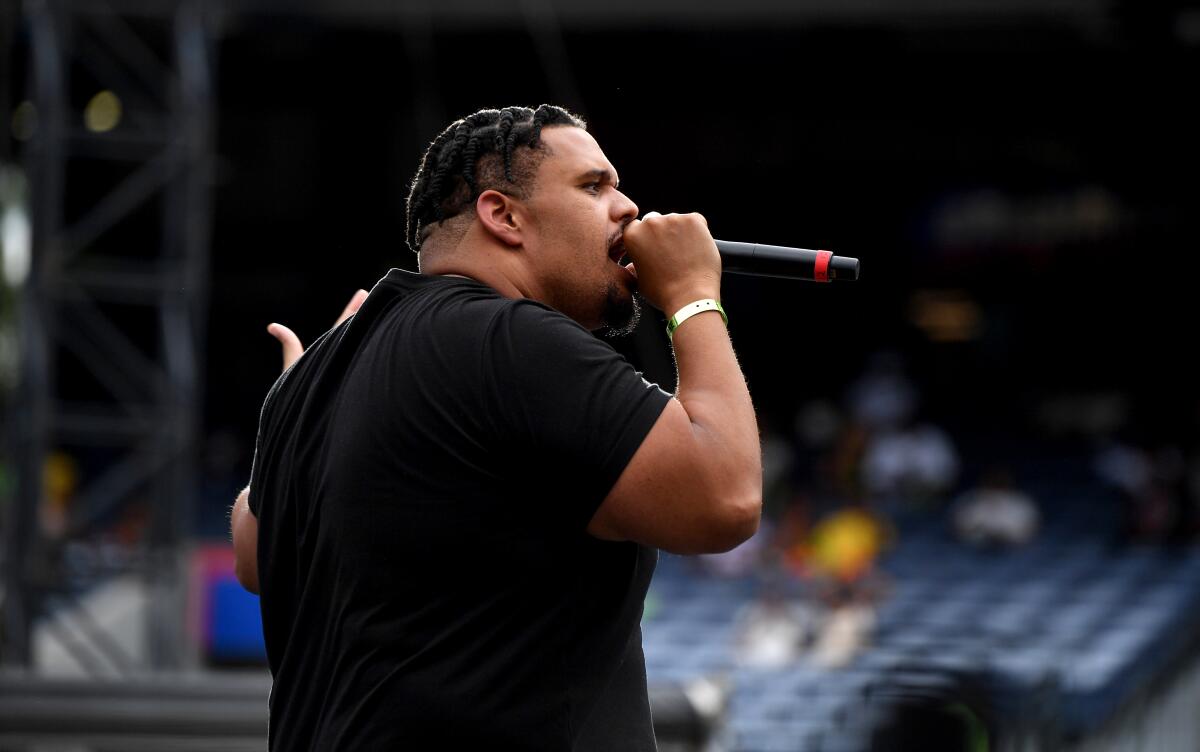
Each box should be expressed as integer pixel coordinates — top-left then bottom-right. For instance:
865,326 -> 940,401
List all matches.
586,398 -> 760,554
231,486 -> 259,594
481,300 -> 757,550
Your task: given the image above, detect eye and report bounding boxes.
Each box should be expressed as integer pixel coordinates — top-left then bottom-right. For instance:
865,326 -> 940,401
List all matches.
583,182 -> 602,193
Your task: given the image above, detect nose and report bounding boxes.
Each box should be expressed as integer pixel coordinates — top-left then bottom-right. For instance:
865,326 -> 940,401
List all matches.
612,189 -> 638,224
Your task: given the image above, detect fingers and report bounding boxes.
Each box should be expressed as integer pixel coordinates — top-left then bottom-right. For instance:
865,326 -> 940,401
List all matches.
640,210 -> 706,225
267,289 -> 367,374
335,288 -> 370,327
640,211 -> 708,221
267,323 -> 305,372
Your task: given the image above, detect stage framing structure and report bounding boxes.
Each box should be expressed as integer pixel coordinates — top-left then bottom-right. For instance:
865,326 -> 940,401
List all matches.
2,0 -> 215,672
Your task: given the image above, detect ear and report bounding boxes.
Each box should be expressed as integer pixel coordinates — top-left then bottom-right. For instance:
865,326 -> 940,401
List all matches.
475,190 -> 524,247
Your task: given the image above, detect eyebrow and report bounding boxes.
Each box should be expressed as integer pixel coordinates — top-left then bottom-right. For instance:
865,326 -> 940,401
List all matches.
577,168 -> 619,189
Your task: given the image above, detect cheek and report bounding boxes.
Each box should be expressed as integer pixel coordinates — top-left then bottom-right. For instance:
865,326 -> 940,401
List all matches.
545,200 -> 607,269
562,216 -> 602,258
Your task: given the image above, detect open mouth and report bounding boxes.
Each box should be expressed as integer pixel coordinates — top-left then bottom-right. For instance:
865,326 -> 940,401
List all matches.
608,238 -> 627,264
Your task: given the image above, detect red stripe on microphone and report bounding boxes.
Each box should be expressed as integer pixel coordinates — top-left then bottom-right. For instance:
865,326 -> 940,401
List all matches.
815,250 -> 832,282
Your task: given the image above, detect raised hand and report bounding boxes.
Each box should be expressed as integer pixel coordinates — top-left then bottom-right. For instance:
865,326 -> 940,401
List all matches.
267,288 -> 369,372
620,211 -> 722,316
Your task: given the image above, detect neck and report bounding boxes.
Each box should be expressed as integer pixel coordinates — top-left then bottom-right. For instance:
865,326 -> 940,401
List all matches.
423,256 -> 534,301
421,228 -> 539,300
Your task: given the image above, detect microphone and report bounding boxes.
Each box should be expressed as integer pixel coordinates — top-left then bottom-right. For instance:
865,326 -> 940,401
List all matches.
715,240 -> 860,282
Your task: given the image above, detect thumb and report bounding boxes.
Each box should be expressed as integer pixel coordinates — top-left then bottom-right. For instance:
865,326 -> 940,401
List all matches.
267,323 -> 305,372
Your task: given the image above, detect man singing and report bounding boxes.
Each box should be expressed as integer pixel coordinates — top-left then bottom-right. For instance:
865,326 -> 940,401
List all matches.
230,104 -> 762,750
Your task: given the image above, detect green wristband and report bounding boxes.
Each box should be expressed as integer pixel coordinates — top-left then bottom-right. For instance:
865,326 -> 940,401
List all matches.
666,299 -> 727,339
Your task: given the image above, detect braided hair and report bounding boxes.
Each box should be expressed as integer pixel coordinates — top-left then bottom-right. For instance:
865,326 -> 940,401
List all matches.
405,105 -> 586,253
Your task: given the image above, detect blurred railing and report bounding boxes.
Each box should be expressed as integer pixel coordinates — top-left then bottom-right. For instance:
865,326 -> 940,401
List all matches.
0,672 -> 720,752
1065,640 -> 1200,752
0,671 -> 269,751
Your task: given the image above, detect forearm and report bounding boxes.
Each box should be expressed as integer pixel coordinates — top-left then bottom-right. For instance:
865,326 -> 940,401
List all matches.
670,310 -> 762,506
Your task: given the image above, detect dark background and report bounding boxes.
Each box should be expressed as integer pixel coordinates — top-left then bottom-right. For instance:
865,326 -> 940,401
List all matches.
208,9 -> 1200,496
9,4 -> 1190,532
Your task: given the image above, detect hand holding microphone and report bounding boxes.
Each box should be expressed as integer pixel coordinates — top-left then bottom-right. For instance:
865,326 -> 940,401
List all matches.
620,211 -> 723,317
622,212 -> 860,289
622,211 -> 859,338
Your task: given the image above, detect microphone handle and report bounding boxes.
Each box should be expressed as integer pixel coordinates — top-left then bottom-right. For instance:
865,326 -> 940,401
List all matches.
715,240 -> 860,282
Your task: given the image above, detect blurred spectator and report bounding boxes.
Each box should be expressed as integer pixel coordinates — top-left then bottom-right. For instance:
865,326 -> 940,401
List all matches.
952,466 -> 1039,548
1093,440 -> 1152,498
847,350 -> 917,432
1095,438 -> 1191,545
809,597 -> 877,670
790,506 -> 891,668
861,418 -> 960,511
828,420 -> 872,504
845,350 -> 960,515
732,574 -> 817,669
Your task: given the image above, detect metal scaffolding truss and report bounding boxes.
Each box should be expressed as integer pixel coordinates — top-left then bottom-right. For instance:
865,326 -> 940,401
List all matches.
3,0 -> 214,670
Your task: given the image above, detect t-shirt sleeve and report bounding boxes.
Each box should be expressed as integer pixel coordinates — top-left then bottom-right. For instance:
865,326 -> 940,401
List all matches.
246,369 -> 288,518
244,322 -> 343,517
481,300 -> 673,531
246,376 -> 278,518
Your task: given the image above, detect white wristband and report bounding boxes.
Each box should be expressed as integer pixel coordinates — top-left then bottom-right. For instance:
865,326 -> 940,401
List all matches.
666,299 -> 727,339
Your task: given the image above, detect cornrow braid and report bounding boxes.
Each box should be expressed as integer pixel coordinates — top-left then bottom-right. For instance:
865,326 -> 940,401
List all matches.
405,104 -> 586,253
495,108 -> 517,181
419,121 -> 471,222
460,131 -> 483,194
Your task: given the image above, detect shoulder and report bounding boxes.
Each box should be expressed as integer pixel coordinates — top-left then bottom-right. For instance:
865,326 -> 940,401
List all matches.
376,270 -> 589,338
481,299 -> 623,371
360,275 -> 511,352
485,297 -> 594,344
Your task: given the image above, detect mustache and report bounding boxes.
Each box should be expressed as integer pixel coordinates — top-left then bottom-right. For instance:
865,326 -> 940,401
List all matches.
608,219 -> 633,248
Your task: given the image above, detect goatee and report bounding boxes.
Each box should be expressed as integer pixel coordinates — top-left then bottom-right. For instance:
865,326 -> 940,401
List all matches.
599,283 -> 642,338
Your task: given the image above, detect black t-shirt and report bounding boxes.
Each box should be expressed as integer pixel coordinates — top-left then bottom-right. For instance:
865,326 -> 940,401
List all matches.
248,269 -> 673,751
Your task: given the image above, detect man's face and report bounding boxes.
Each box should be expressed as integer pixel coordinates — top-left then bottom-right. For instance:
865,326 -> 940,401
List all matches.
517,126 -> 641,333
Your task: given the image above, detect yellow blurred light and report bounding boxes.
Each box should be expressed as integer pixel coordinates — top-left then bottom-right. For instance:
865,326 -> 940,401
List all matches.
809,508 -> 886,583
44,451 -> 80,501
11,101 -> 36,141
908,289 -> 984,343
84,90 -> 122,133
